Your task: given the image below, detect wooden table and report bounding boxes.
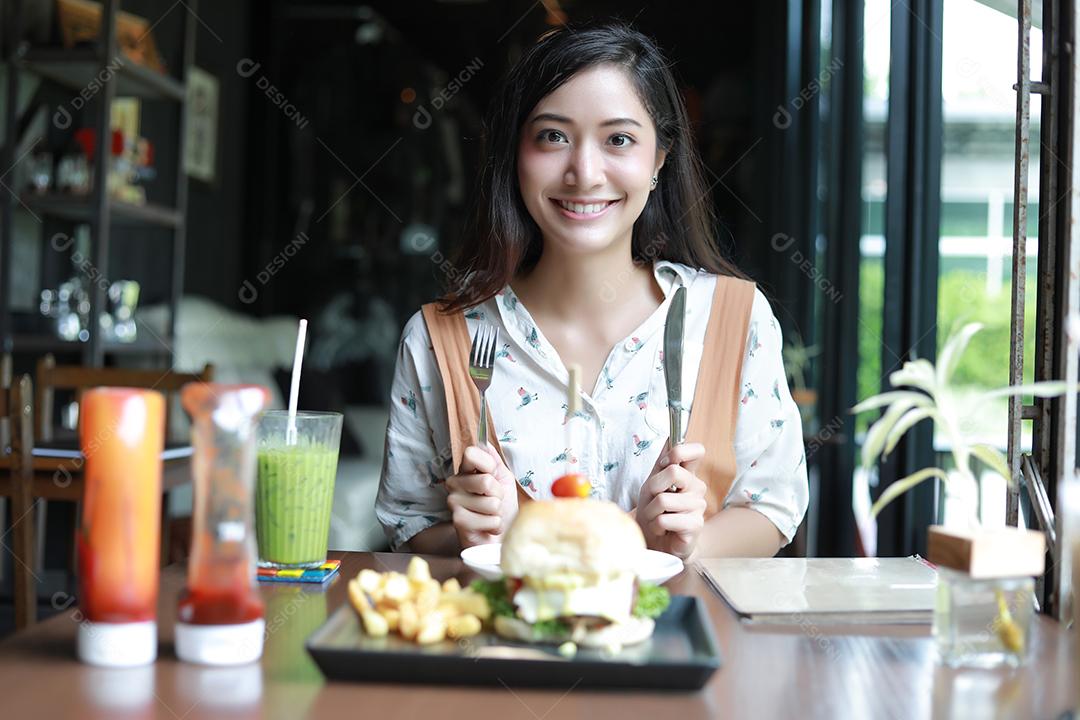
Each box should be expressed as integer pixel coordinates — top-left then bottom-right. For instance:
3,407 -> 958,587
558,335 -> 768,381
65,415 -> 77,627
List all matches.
0,551 -> 1075,719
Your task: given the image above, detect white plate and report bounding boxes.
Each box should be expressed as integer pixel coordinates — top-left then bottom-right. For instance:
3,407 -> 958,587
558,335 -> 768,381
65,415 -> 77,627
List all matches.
460,543 -> 684,585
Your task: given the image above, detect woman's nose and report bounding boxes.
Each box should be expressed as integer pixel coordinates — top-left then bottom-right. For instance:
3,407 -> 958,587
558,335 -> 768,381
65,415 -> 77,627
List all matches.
564,141 -> 605,188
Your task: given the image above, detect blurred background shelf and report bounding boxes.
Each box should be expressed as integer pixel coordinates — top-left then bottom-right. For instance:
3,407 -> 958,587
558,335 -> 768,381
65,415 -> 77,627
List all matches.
0,0 -> 195,368
19,47 -> 185,102
21,194 -> 183,228
10,332 -> 172,357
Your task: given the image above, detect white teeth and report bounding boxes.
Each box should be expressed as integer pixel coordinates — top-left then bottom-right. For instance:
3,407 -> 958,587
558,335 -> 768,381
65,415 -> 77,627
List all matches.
557,199 -> 613,215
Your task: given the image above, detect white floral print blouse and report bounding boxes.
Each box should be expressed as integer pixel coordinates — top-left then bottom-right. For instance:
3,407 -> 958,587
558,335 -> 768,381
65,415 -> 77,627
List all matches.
375,260 -> 809,551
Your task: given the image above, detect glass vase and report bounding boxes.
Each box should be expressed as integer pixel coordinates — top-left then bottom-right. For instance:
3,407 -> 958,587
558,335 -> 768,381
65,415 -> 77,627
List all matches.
933,567 -> 1035,669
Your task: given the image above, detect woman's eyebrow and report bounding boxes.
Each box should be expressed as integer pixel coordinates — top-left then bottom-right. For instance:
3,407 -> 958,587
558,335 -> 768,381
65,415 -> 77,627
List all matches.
530,112 -> 643,128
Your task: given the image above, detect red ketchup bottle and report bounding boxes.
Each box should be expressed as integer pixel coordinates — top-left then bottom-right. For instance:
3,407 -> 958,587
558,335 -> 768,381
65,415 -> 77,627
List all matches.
77,388 -> 165,666
175,384 -> 269,664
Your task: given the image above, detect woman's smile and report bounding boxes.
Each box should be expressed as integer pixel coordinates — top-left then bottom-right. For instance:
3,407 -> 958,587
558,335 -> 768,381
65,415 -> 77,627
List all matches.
550,197 -> 622,220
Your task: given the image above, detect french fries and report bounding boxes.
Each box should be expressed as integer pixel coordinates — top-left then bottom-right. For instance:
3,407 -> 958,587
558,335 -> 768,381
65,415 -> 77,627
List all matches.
447,613 -> 482,639
347,557 -> 488,645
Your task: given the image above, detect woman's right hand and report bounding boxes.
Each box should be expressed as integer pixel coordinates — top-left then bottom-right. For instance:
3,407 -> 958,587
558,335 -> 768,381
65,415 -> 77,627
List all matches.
445,444 -> 519,549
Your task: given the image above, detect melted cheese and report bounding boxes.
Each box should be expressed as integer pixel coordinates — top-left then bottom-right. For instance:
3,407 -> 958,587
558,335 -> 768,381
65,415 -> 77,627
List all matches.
513,573 -> 635,623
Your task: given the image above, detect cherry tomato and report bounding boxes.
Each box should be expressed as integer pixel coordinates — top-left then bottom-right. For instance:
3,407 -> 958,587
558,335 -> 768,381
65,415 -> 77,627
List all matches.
551,473 -> 591,498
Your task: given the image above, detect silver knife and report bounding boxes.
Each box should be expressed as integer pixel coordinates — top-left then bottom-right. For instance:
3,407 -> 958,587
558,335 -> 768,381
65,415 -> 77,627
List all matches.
663,286 -> 687,447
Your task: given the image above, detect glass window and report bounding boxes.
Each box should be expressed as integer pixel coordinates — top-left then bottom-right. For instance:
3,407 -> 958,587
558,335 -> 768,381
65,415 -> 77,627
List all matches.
941,201 -> 989,237
1002,201 -> 1040,237
852,0 -> 892,555
856,0 -> 890,434
938,0 -> 1040,527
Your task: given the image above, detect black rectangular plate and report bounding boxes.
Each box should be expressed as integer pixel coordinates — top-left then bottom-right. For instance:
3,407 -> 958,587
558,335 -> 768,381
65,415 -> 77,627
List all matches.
306,595 -> 721,690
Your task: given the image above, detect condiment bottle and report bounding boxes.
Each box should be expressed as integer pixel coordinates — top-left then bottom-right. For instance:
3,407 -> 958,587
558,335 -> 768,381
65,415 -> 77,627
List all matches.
77,387 -> 165,666
175,384 -> 269,665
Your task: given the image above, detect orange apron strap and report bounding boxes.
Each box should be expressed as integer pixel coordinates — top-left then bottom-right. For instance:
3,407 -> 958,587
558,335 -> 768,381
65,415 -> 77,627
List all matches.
684,277 -> 756,516
420,304 -> 531,502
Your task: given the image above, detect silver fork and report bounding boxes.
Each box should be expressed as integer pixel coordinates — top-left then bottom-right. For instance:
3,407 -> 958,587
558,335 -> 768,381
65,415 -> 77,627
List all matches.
468,323 -> 499,447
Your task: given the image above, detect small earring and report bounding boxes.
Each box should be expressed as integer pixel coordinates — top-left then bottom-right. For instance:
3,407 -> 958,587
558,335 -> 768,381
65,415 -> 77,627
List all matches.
650,175 -> 658,189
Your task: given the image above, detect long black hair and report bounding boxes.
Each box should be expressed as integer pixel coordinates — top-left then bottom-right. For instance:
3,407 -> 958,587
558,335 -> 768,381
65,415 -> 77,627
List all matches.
439,20 -> 744,313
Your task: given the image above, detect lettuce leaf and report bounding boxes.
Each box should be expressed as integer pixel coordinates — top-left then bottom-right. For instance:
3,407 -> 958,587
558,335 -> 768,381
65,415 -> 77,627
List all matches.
633,583 -> 670,619
469,579 -> 515,618
530,618 -> 572,638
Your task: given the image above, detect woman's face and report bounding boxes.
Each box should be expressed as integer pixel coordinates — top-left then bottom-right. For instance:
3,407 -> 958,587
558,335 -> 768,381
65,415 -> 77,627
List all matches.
517,64 -> 666,259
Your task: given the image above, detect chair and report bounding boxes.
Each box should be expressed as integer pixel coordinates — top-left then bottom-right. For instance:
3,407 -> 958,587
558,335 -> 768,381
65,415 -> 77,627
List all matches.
32,354 -> 214,581
0,355 -> 37,629
35,354 -> 214,443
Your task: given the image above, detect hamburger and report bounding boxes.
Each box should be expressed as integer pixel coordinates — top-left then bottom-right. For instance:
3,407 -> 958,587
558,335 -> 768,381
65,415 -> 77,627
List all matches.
471,498 -> 670,648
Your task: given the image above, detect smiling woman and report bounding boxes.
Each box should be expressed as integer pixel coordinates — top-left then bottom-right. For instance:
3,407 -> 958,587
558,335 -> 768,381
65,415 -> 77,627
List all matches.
439,22 -> 745,313
375,20 -> 809,562
517,68 -> 659,261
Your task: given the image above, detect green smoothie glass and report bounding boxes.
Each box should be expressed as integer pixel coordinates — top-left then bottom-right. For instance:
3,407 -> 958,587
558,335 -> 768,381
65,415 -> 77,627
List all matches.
255,411 -> 342,569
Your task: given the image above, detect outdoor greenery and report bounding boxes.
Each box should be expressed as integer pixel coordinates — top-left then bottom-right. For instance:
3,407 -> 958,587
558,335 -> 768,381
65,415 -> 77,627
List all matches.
856,262 -> 1037,439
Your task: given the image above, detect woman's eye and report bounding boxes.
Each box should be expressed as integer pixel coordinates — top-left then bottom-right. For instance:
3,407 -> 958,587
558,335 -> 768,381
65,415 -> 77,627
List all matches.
609,134 -> 635,148
539,130 -> 567,144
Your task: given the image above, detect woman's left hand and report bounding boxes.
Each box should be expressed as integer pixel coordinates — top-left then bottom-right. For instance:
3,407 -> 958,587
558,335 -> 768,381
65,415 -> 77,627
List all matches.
635,441 -> 708,560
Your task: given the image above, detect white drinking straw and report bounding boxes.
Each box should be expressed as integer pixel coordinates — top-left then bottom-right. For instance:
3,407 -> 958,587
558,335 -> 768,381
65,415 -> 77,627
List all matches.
286,318 -> 308,446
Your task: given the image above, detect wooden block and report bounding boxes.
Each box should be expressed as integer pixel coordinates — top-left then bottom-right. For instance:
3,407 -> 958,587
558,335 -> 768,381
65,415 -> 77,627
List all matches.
927,525 -> 1046,579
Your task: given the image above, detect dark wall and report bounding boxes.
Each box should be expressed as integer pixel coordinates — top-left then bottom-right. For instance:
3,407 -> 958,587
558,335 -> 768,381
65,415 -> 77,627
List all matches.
182,0 -> 253,309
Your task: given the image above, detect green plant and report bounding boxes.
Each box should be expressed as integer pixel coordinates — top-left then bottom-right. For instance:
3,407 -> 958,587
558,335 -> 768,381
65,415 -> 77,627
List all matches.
852,322 -> 1070,525
854,323 -> 1073,659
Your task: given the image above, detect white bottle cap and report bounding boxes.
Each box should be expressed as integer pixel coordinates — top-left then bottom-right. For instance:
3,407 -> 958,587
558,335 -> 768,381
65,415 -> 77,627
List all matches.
175,619 -> 265,665
77,620 -> 157,667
